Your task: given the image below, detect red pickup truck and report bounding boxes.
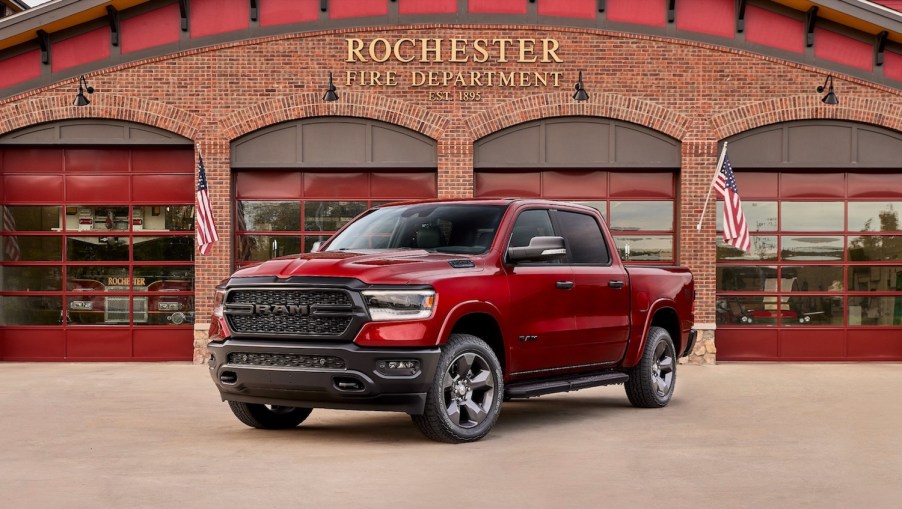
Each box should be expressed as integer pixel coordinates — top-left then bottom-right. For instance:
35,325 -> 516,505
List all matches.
207,199 -> 696,442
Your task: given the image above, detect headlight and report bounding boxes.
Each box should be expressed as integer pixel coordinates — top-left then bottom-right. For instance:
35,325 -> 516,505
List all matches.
362,290 -> 436,321
212,287 -> 227,318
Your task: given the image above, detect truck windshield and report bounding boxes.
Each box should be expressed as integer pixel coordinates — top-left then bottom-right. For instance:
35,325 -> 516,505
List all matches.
325,204 -> 506,254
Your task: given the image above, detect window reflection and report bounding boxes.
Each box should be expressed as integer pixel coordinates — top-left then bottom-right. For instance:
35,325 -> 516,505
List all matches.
67,236 -> 130,262
133,266 -> 195,291
237,201 -> 300,231
781,202 -> 843,231
67,266 -> 129,291
848,202 -> 902,232
715,295 -> 843,326
2,236 -> 62,262
66,206 -> 130,232
717,236 -> 777,261
304,201 -> 368,232
612,235 -> 672,262
716,266 -> 777,292
0,266 -> 63,291
781,236 -> 843,261
609,201 -> 673,232
236,235 -> 301,261
848,236 -> 902,261
138,296 -> 195,326
782,296 -> 844,326
133,236 -> 194,261
3,206 -> 61,231
781,266 -> 843,293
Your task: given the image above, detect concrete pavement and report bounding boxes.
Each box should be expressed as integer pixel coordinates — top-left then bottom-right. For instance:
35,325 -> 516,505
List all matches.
1,361 -> 901,508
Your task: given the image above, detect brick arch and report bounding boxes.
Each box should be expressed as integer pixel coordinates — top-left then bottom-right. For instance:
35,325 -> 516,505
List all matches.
466,92 -> 691,142
0,94 -> 204,140
219,92 -> 449,142
711,95 -> 902,139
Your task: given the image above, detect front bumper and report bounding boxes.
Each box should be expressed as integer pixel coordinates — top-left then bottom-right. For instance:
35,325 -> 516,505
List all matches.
207,340 -> 441,415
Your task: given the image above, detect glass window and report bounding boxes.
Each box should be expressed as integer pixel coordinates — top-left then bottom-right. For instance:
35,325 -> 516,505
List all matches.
66,236 -> 130,262
612,235 -> 673,262
134,205 -> 194,231
133,236 -> 194,261
0,266 -> 63,291
848,202 -> 902,232
717,201 -> 777,232
556,211 -> 609,264
304,201 -> 368,232
848,296 -> 902,326
716,266 -> 777,292
609,201 -> 673,232
509,210 -> 555,248
781,266 -> 843,293
781,202 -> 843,231
715,296 -> 773,326
2,236 -> 62,262
0,296 -> 63,325
848,236 -> 902,261
236,235 -> 302,261
65,206 -> 130,232
67,266 -> 129,291
140,296 -> 195,326
716,236 -> 777,261
67,295 -> 131,325
133,266 -> 195,291
783,296 -> 844,326
237,201 -> 300,231
3,206 -> 61,231
781,236 -> 844,261
848,266 -> 902,292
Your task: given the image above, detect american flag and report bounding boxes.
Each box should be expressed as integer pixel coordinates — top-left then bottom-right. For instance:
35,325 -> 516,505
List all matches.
195,151 -> 219,256
2,206 -> 21,261
713,150 -> 751,252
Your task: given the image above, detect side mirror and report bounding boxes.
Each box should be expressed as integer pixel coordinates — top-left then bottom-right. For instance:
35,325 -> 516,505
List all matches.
507,236 -> 567,263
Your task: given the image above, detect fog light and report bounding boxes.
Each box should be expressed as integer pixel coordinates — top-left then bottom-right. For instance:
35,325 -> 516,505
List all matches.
377,359 -> 421,376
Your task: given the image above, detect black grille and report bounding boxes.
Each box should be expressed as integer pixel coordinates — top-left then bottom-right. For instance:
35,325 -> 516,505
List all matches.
225,288 -> 357,337
228,352 -> 346,370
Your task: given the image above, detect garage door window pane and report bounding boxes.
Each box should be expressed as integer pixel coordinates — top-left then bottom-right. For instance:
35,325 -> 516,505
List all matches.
781,266 -> 844,292
67,237 -> 130,261
848,236 -> 902,261
237,201 -> 300,231
781,202 -> 843,231
849,266 -> 902,292
304,201 -> 368,232
613,235 -> 672,261
0,296 -> 63,325
3,206 -> 61,231
237,235 -> 301,261
0,266 -> 63,291
715,296 -> 771,326
848,202 -> 902,232
848,297 -> 902,326
716,266 -> 777,292
67,266 -> 129,290
717,236 -> 777,261
717,201 -> 777,232
609,201 -> 673,232
133,236 -> 194,261
2,236 -> 62,261
781,236 -> 843,261
783,296 -> 844,326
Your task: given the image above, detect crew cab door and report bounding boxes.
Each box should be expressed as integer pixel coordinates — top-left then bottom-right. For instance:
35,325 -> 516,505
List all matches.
555,209 -> 630,363
504,209 -> 578,374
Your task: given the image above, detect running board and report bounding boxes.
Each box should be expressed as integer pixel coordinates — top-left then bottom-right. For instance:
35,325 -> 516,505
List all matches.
505,372 -> 629,399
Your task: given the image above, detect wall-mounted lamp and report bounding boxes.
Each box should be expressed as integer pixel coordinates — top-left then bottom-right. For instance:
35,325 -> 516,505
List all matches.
73,75 -> 94,107
816,76 -> 839,105
323,72 -> 339,102
573,71 -> 589,102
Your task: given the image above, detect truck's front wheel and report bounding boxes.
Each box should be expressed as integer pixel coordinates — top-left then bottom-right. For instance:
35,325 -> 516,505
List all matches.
412,334 -> 503,443
625,326 -> 676,408
227,401 -> 312,429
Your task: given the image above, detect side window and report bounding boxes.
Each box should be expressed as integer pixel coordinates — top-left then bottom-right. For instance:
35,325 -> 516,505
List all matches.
556,211 -> 610,264
509,209 -> 555,249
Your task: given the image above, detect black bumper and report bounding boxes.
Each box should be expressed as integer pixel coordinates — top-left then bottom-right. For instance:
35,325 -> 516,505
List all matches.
207,340 -> 441,415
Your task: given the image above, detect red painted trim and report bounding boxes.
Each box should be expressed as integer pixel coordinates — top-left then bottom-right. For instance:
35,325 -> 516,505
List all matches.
51,28 -> 111,73
0,50 -> 41,89
121,3 -> 181,55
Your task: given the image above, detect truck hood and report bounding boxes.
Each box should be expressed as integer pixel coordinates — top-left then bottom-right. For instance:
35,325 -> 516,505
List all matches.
230,250 -> 484,284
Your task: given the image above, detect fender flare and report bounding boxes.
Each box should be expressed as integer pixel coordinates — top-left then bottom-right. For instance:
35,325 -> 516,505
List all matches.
622,298 -> 678,368
434,300 -> 504,346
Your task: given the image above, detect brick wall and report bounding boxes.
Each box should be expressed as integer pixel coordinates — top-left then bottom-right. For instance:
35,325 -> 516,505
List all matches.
2,25 -> 902,361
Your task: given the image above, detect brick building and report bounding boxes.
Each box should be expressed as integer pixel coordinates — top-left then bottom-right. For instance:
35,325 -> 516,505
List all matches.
1,0 -> 901,363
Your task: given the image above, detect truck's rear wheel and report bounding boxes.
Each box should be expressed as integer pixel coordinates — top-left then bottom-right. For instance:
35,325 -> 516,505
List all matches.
625,326 -> 676,408
228,401 -> 312,429
412,334 -> 503,443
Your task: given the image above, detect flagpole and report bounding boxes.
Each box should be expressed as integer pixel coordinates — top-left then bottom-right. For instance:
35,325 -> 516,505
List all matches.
695,141 -> 728,231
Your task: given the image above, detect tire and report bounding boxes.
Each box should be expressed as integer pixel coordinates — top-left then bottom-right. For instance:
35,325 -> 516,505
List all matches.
625,326 -> 677,408
227,401 -> 313,429
411,334 -> 503,443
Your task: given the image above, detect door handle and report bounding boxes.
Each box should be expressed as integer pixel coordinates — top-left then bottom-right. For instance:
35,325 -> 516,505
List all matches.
556,281 -> 574,290
608,280 -> 625,289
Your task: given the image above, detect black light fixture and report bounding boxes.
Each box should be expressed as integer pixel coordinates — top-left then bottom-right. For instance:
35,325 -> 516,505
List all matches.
817,75 -> 839,105
73,75 -> 94,107
323,72 -> 339,102
573,71 -> 589,102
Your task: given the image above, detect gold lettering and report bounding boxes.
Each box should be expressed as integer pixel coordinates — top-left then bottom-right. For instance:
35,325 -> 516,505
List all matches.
411,71 -> 426,86
534,73 -> 547,86
472,39 -> 489,63
393,38 -> 415,62
493,39 -> 514,62
384,70 -> 397,86
499,71 -> 515,87
347,38 -> 365,62
450,39 -> 468,62
519,39 -> 536,63
369,38 -> 392,62
454,72 -> 467,86
421,38 -> 442,62
519,72 -> 530,87
470,71 -> 483,86
542,39 -> 562,63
